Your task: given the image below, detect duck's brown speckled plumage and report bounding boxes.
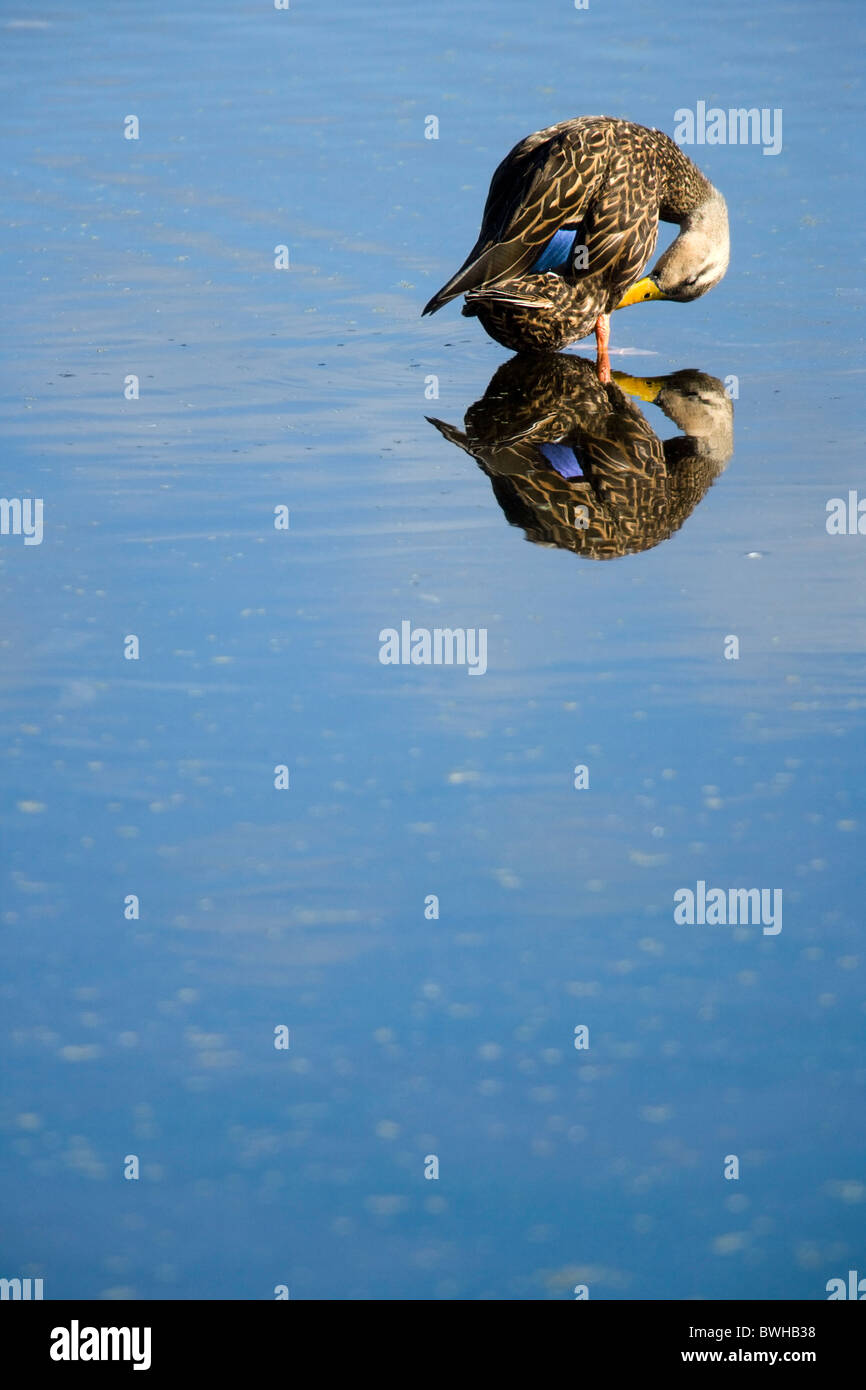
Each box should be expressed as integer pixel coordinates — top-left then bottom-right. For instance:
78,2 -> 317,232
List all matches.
428,355 -> 733,559
423,116 -> 720,353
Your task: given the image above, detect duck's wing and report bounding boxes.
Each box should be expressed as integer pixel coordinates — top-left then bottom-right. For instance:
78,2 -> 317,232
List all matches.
577,122 -> 669,304
422,118 -> 612,316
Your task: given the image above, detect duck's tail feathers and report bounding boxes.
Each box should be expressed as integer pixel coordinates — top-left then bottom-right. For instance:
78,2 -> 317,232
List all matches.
463,285 -> 554,311
422,238 -> 533,316
426,416 -> 472,454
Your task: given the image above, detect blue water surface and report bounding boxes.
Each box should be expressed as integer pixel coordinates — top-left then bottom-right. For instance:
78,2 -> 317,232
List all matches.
0,0 -> 864,1300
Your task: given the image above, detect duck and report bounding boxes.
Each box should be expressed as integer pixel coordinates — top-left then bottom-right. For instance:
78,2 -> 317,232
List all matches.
427,354 -> 733,558
422,117 -> 729,381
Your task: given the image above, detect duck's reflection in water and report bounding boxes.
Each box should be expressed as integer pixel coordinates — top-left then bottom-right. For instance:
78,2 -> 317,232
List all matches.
428,356 -> 733,558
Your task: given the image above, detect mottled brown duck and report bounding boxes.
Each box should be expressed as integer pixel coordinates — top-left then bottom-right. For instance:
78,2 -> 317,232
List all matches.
422,117 -> 729,380
427,354 -> 733,559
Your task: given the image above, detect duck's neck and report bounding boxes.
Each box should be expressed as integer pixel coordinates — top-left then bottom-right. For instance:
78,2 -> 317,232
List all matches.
681,188 -> 729,259
682,187 -> 727,234
656,132 -> 719,223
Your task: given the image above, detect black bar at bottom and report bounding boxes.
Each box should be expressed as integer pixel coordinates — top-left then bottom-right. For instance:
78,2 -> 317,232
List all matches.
3,1298 -> 860,1375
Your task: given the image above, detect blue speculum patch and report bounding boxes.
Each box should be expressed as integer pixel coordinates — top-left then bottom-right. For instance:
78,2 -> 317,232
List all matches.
529,227 -> 578,274
538,441 -> 584,478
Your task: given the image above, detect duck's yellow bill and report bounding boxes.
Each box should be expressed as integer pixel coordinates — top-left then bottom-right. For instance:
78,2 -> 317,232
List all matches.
615,277 -> 665,309
612,372 -> 664,403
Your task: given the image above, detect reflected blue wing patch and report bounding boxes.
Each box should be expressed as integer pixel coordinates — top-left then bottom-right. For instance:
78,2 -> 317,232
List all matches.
538,442 -> 584,478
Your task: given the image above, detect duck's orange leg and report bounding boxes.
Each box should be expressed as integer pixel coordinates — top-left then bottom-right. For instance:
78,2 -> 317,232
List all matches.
595,313 -> 611,384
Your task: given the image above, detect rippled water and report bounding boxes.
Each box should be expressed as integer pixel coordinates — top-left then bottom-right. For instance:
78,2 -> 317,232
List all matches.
1,0 -> 864,1300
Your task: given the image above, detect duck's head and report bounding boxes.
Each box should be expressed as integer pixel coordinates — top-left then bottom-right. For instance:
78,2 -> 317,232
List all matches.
617,192 -> 729,307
